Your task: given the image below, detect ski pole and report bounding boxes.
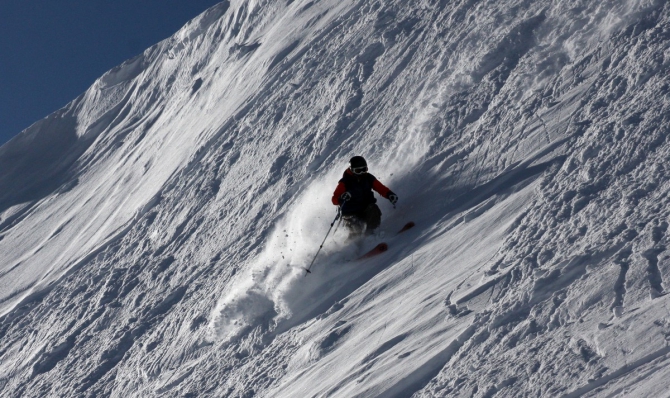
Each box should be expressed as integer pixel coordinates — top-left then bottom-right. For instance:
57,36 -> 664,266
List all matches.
304,206 -> 342,276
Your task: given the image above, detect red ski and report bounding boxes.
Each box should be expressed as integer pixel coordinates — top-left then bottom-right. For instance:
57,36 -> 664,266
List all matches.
397,221 -> 415,234
359,243 -> 389,259
357,222 -> 415,260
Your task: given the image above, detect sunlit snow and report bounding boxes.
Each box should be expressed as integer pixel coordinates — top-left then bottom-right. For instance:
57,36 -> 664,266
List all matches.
1,0 -> 669,396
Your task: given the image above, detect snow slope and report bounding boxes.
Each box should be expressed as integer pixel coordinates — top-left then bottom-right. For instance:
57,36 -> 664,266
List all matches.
1,0 -> 669,396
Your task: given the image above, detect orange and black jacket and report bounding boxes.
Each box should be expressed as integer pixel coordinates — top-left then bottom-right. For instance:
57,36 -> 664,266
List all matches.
332,169 -> 392,215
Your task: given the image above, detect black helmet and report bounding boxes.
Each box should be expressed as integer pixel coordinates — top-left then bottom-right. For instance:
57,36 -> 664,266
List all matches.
349,156 -> 368,174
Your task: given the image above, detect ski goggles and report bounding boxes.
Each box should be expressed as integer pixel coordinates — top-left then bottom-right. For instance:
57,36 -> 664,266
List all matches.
351,166 -> 368,174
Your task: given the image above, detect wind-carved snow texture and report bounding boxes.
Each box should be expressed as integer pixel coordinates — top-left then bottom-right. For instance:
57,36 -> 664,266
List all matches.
0,0 -> 670,396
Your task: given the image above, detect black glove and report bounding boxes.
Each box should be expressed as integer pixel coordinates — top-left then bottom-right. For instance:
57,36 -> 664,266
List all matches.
340,191 -> 351,204
388,192 -> 398,205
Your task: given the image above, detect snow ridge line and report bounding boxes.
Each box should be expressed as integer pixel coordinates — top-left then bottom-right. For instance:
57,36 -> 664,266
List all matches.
643,247 -> 666,298
454,271 -> 511,306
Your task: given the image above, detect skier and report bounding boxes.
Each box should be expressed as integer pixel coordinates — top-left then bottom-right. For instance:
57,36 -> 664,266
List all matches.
331,156 -> 398,236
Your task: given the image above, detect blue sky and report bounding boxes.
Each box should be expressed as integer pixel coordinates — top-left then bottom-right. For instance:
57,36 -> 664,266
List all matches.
0,0 -> 223,146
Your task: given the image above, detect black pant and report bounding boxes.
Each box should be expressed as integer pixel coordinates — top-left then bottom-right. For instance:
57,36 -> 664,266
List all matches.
342,204 -> 382,236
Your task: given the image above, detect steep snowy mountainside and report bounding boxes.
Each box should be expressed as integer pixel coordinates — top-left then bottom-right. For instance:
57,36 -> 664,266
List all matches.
0,1 -> 235,314
1,0 -> 669,397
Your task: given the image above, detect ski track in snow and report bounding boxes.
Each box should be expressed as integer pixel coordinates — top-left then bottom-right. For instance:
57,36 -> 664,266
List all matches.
1,0 -> 669,396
